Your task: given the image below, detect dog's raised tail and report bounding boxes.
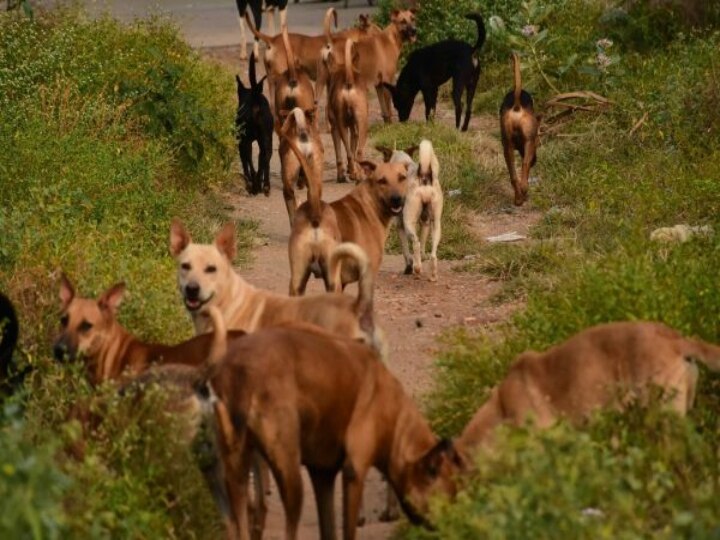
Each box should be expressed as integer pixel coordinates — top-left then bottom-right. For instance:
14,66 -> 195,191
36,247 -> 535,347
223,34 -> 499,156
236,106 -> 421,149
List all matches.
244,12 -> 273,46
344,38 -> 355,87
512,52 -> 522,112
323,7 -> 338,45
329,242 -> 373,325
679,334 -> 720,372
418,139 -> 437,181
281,24 -> 298,84
464,13 -> 486,52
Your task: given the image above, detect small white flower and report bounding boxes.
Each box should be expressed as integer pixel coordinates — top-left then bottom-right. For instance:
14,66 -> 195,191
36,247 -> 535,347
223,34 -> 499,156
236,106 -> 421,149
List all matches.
596,52 -> 612,71
521,24 -> 539,37
596,38 -> 613,49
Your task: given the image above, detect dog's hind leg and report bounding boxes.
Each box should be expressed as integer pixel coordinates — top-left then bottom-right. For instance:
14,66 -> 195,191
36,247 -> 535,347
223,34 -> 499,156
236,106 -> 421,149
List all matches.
308,467 -> 338,540
259,134 -> 272,196
281,152 -> 300,225
339,125 -> 355,183
429,207 -> 442,282
397,218 -> 413,274
502,136 -> 521,206
462,64 -> 481,132
376,84 -> 393,124
451,74 -> 464,129
240,140 -> 255,194
518,139 -> 534,205
421,86 -> 439,122
330,118 -> 347,183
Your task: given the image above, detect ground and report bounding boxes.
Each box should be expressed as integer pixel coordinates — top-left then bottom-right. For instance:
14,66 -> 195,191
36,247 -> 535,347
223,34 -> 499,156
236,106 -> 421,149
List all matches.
203,41 -> 540,538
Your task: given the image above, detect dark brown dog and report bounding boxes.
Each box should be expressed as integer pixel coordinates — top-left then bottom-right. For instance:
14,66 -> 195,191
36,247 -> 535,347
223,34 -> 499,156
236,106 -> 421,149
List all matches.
458,321 -> 720,455
207,322 -> 462,540
499,52 -> 540,206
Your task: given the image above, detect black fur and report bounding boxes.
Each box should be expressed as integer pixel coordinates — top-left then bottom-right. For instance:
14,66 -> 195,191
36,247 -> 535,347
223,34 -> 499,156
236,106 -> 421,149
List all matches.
0,292 -> 18,383
236,52 -> 274,196
385,13 -> 485,131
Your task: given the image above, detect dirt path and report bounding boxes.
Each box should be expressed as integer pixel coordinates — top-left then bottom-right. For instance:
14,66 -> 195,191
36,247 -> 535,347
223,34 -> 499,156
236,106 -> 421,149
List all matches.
203,46 -> 539,539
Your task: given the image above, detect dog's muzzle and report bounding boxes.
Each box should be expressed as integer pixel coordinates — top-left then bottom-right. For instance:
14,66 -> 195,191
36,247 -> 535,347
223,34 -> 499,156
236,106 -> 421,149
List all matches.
389,195 -> 405,215
53,337 -> 74,362
183,283 -> 213,312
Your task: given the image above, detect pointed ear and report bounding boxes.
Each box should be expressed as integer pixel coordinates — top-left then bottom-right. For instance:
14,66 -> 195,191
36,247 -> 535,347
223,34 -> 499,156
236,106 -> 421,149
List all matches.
374,145 -> 393,163
359,160 -> 377,178
98,282 -> 126,314
215,222 -> 237,261
170,218 -> 191,258
59,273 -> 75,311
410,8 -> 418,15
255,75 -> 267,93
404,144 -> 419,158
390,9 -> 399,21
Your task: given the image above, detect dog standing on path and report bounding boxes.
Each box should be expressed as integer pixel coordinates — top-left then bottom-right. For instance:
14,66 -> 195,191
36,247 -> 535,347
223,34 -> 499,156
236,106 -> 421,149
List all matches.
500,52 -> 540,206
205,322 -> 463,540
384,13 -> 485,131
236,52 -> 273,196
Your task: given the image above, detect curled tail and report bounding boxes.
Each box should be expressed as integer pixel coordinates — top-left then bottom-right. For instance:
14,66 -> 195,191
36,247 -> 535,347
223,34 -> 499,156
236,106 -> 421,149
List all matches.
464,13 -> 486,52
328,243 -> 373,327
512,52 -> 522,112
281,24 -> 298,84
244,12 -> 273,45
324,7 -> 338,45
680,336 -> 720,371
344,38 -> 355,87
418,139 -> 438,182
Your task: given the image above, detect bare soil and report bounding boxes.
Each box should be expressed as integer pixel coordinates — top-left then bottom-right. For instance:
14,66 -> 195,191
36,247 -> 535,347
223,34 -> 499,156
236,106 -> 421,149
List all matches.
202,45 -> 540,539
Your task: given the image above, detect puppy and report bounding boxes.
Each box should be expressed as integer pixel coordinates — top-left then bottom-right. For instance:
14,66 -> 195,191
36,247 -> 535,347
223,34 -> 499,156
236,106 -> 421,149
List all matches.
500,52 -> 540,206
236,52 -> 273,196
384,13 -> 485,131
282,133 -> 408,295
205,322 -> 463,540
326,39 -> 369,183
458,321 -> 720,455
170,219 -> 386,356
378,140 -> 444,281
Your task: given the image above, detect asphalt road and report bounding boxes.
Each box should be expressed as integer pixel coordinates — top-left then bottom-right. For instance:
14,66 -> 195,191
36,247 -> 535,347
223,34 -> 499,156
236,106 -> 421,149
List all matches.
78,0 -> 377,47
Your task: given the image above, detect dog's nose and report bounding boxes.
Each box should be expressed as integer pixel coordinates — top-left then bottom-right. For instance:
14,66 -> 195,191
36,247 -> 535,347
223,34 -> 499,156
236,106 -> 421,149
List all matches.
185,283 -> 201,300
53,342 -> 66,361
390,195 -> 404,207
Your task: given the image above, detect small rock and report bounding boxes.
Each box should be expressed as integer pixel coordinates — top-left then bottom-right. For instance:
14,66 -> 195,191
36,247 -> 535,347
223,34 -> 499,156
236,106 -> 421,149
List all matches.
415,319 -> 424,328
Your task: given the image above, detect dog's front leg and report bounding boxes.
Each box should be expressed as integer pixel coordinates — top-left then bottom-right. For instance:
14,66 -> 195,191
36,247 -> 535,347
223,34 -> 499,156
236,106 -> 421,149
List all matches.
403,200 -> 423,276
375,84 -> 393,124
342,461 -> 369,540
237,10 -> 248,60
309,467 -> 338,540
330,119 -> 347,183
281,151 -> 300,225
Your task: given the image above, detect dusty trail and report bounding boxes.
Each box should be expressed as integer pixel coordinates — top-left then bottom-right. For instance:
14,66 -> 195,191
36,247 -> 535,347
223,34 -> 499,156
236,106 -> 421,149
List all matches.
203,46 -> 539,539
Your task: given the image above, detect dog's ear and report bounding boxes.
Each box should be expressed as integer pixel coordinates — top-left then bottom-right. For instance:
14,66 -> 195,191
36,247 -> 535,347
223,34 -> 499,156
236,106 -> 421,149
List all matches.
404,144 -> 419,158
417,439 -> 465,479
170,219 -> 191,258
375,146 -> 393,163
358,160 -> 377,178
98,281 -> 126,315
254,75 -> 267,94
59,273 -> 75,311
390,9 -> 399,21
215,222 -> 237,261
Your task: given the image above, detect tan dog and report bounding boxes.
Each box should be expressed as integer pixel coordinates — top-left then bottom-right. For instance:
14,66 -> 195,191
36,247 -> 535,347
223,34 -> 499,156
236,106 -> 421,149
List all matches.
326,39 -> 369,183
206,322 -> 462,540
278,107 -> 324,226
271,24 -> 316,121
282,134 -> 408,295
500,53 -> 540,206
169,219 -> 385,355
458,321 -> 720,455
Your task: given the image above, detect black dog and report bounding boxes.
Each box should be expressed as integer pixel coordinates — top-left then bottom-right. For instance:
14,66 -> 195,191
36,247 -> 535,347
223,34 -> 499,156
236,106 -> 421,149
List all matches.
384,13 -> 485,131
236,52 -> 274,196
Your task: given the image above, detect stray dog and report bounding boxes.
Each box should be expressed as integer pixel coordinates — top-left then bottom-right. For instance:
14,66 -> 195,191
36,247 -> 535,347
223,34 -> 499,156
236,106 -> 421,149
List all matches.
205,322 -> 463,540
271,24 -> 316,121
500,52 -> 540,206
384,13 -> 485,131
236,52 -> 273,196
169,219 -> 386,356
326,39 -> 369,183
282,132 -> 408,294
235,0 -> 263,61
52,274 -> 249,538
278,107 -> 323,226
378,140 -> 443,281
458,321 -> 720,455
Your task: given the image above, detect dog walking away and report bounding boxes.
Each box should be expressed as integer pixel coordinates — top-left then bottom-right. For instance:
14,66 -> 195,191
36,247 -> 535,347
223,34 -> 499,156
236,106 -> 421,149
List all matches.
326,38 -> 369,183
204,322 -> 463,540
500,52 -> 540,206
169,218 -> 386,356
236,52 -> 273,196
457,321 -> 720,456
384,13 -> 485,131
271,24 -> 317,121
282,130 -> 408,295
378,140 -> 443,281
52,274 -> 251,537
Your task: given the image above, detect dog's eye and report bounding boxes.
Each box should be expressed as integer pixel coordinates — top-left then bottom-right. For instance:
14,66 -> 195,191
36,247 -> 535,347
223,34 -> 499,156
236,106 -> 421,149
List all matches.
60,314 -> 69,328
378,177 -> 388,185
79,320 -> 93,333
205,265 -> 217,274
181,263 -> 191,271
399,175 -> 407,182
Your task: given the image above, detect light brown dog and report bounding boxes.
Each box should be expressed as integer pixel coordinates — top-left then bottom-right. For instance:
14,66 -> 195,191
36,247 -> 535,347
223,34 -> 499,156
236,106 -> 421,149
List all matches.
169,219 -> 385,356
206,322 -> 462,540
282,134 -> 408,295
278,107 -> 324,226
271,24 -> 316,121
457,321 -> 720,455
500,52 -> 540,206
326,38 -> 369,183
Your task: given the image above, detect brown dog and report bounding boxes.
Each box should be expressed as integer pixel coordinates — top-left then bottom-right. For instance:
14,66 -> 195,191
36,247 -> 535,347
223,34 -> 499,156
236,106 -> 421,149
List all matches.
457,321 -> 720,455
499,52 -> 540,206
271,24 -> 316,121
169,219 -> 385,356
282,134 -> 408,295
326,39 -> 369,183
206,322 -> 462,540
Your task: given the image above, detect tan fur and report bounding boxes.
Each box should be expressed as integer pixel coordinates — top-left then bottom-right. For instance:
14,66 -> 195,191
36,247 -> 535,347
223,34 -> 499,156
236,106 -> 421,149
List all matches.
457,321 -> 720,456
169,219 -> 385,357
207,323 -> 461,540
271,24 -> 316,122
326,39 -> 369,183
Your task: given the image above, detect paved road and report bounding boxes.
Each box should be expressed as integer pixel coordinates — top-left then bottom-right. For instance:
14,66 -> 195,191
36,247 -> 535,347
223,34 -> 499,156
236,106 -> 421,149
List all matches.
78,0 -> 377,47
